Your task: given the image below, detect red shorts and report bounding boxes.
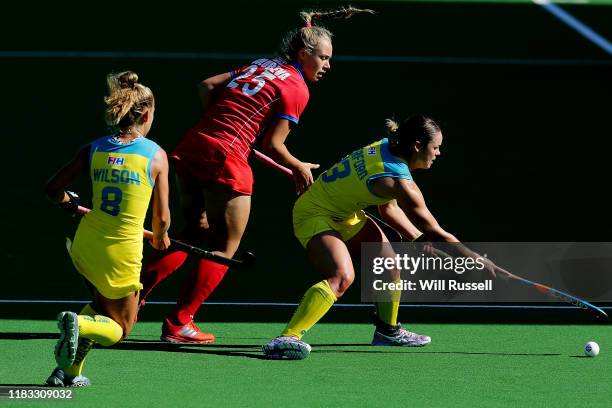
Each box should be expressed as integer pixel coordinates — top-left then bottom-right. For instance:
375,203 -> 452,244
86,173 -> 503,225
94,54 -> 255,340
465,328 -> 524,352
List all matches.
170,129 -> 254,195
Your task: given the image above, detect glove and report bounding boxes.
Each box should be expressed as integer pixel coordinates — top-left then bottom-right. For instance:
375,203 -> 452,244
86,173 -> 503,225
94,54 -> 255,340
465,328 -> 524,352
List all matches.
59,191 -> 80,214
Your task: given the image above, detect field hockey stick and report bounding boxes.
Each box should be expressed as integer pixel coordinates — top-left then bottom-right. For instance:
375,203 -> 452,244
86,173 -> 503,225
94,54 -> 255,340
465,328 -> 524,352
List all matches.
496,264 -> 608,320
253,149 -> 294,179
75,206 -> 255,269
254,149 -> 609,320
366,209 -> 608,320
368,210 -> 608,320
427,245 -> 609,321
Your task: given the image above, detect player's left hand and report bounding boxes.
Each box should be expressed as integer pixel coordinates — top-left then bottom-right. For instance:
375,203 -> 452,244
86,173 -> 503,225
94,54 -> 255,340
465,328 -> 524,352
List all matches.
150,233 -> 171,251
293,162 -> 320,194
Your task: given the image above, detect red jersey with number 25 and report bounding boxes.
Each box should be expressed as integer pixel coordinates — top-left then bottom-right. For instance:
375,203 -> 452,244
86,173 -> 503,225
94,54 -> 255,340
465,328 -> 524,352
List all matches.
192,57 -> 309,160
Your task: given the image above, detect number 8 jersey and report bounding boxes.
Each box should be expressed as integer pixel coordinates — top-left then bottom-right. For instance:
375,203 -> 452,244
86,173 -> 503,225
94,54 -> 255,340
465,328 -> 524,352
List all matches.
69,135 -> 160,299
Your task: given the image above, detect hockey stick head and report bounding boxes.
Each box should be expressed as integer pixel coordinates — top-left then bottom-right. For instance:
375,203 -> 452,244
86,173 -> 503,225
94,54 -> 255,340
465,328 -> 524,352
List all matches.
241,251 -> 256,269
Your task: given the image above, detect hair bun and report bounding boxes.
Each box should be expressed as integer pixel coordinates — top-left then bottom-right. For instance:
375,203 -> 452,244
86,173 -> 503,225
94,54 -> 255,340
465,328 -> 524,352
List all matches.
118,71 -> 139,89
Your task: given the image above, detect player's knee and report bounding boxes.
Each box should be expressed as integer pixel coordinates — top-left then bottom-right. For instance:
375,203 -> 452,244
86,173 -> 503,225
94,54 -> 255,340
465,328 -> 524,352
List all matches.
334,269 -> 355,297
389,268 -> 401,282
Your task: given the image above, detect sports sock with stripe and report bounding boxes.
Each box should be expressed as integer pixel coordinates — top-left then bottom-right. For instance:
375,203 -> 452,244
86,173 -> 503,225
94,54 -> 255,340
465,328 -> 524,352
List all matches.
76,302 -> 123,347
281,280 -> 337,339
374,278 -> 402,327
64,304 -> 104,377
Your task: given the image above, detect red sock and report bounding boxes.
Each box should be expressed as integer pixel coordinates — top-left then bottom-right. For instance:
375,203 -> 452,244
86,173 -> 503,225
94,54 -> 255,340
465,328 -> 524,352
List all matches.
171,259 -> 229,325
140,249 -> 189,301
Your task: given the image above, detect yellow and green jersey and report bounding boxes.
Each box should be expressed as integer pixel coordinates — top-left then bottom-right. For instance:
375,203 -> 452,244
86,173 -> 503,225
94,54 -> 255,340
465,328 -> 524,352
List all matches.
69,135 -> 160,299
83,135 -> 160,239
303,138 -> 412,219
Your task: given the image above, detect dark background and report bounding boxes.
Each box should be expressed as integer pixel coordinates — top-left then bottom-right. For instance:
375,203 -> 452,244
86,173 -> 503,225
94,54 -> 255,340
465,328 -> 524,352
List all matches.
1,1 -> 611,319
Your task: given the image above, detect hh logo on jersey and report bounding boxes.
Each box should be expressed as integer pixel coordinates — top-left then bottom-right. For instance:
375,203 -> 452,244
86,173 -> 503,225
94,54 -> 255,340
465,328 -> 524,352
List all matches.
367,147 -> 377,155
107,156 -> 125,166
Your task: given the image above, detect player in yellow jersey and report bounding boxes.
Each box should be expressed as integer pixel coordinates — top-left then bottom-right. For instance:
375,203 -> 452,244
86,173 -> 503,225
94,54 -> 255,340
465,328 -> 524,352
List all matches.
263,115 -> 498,359
44,71 -> 171,385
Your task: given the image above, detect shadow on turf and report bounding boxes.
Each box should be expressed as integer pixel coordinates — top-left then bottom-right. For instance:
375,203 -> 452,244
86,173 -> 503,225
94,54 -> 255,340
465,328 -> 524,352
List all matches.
113,340 -> 562,358
316,349 -> 561,357
111,340 -> 269,360
0,332 -> 57,340
0,384 -> 52,387
312,344 -> 560,356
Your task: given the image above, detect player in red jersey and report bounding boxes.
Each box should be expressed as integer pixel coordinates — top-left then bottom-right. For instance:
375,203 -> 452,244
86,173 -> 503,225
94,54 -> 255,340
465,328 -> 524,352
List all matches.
140,7 -> 374,343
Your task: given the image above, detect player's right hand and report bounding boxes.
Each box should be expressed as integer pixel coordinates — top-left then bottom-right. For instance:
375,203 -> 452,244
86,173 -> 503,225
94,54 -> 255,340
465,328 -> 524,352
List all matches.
150,233 -> 171,251
59,190 -> 80,214
293,162 -> 320,194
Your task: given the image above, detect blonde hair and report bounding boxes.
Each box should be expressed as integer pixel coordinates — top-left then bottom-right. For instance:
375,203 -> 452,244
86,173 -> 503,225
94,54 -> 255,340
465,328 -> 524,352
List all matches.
385,118 -> 400,135
280,6 -> 374,61
104,71 -> 154,132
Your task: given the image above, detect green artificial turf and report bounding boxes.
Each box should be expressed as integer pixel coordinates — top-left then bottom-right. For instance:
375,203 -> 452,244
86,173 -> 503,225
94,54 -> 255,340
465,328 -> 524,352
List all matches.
1,320 -> 610,407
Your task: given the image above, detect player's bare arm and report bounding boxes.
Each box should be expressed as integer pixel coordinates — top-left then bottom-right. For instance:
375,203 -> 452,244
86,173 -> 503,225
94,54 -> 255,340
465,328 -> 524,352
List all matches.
261,118 -> 320,194
389,178 -> 496,274
371,177 -> 456,242
198,72 -> 232,111
150,148 -> 171,250
45,144 -> 90,205
377,199 -> 423,241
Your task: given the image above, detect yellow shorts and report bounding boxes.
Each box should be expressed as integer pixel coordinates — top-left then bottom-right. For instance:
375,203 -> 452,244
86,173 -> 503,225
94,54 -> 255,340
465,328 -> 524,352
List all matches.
69,220 -> 143,299
293,195 -> 367,248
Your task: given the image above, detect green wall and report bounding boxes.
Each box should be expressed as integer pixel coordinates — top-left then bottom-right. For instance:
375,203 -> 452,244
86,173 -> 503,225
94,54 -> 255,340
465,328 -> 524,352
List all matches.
2,1 -> 611,307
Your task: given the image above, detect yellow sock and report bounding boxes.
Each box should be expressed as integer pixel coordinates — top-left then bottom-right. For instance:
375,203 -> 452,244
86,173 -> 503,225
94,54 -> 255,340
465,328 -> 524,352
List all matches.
80,303 -> 97,317
64,304 -> 99,377
375,279 -> 402,326
77,304 -> 123,347
281,280 -> 337,339
64,338 -> 94,377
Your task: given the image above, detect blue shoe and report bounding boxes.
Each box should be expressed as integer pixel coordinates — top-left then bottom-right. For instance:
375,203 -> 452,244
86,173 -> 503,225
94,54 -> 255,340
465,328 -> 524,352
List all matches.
262,336 -> 311,360
46,367 -> 91,387
55,312 -> 79,368
372,324 -> 431,347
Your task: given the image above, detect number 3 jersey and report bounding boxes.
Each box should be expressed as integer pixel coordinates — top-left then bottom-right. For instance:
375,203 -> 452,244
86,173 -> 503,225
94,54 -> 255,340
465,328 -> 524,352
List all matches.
174,57 -> 309,162
299,138 -> 413,220
69,135 -> 160,299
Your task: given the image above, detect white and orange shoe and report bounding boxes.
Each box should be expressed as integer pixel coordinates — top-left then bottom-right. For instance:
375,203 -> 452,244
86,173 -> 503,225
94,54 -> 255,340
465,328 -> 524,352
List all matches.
160,318 -> 215,344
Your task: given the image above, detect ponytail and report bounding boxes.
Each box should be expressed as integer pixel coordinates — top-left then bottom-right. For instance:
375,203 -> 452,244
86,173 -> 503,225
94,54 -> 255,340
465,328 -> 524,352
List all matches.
280,6 -> 374,61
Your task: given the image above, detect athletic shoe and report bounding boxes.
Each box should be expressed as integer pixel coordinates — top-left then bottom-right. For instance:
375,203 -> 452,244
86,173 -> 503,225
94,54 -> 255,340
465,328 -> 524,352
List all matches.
55,312 -> 79,368
262,336 -> 312,360
45,367 -> 91,387
160,318 -> 215,344
372,324 -> 431,347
